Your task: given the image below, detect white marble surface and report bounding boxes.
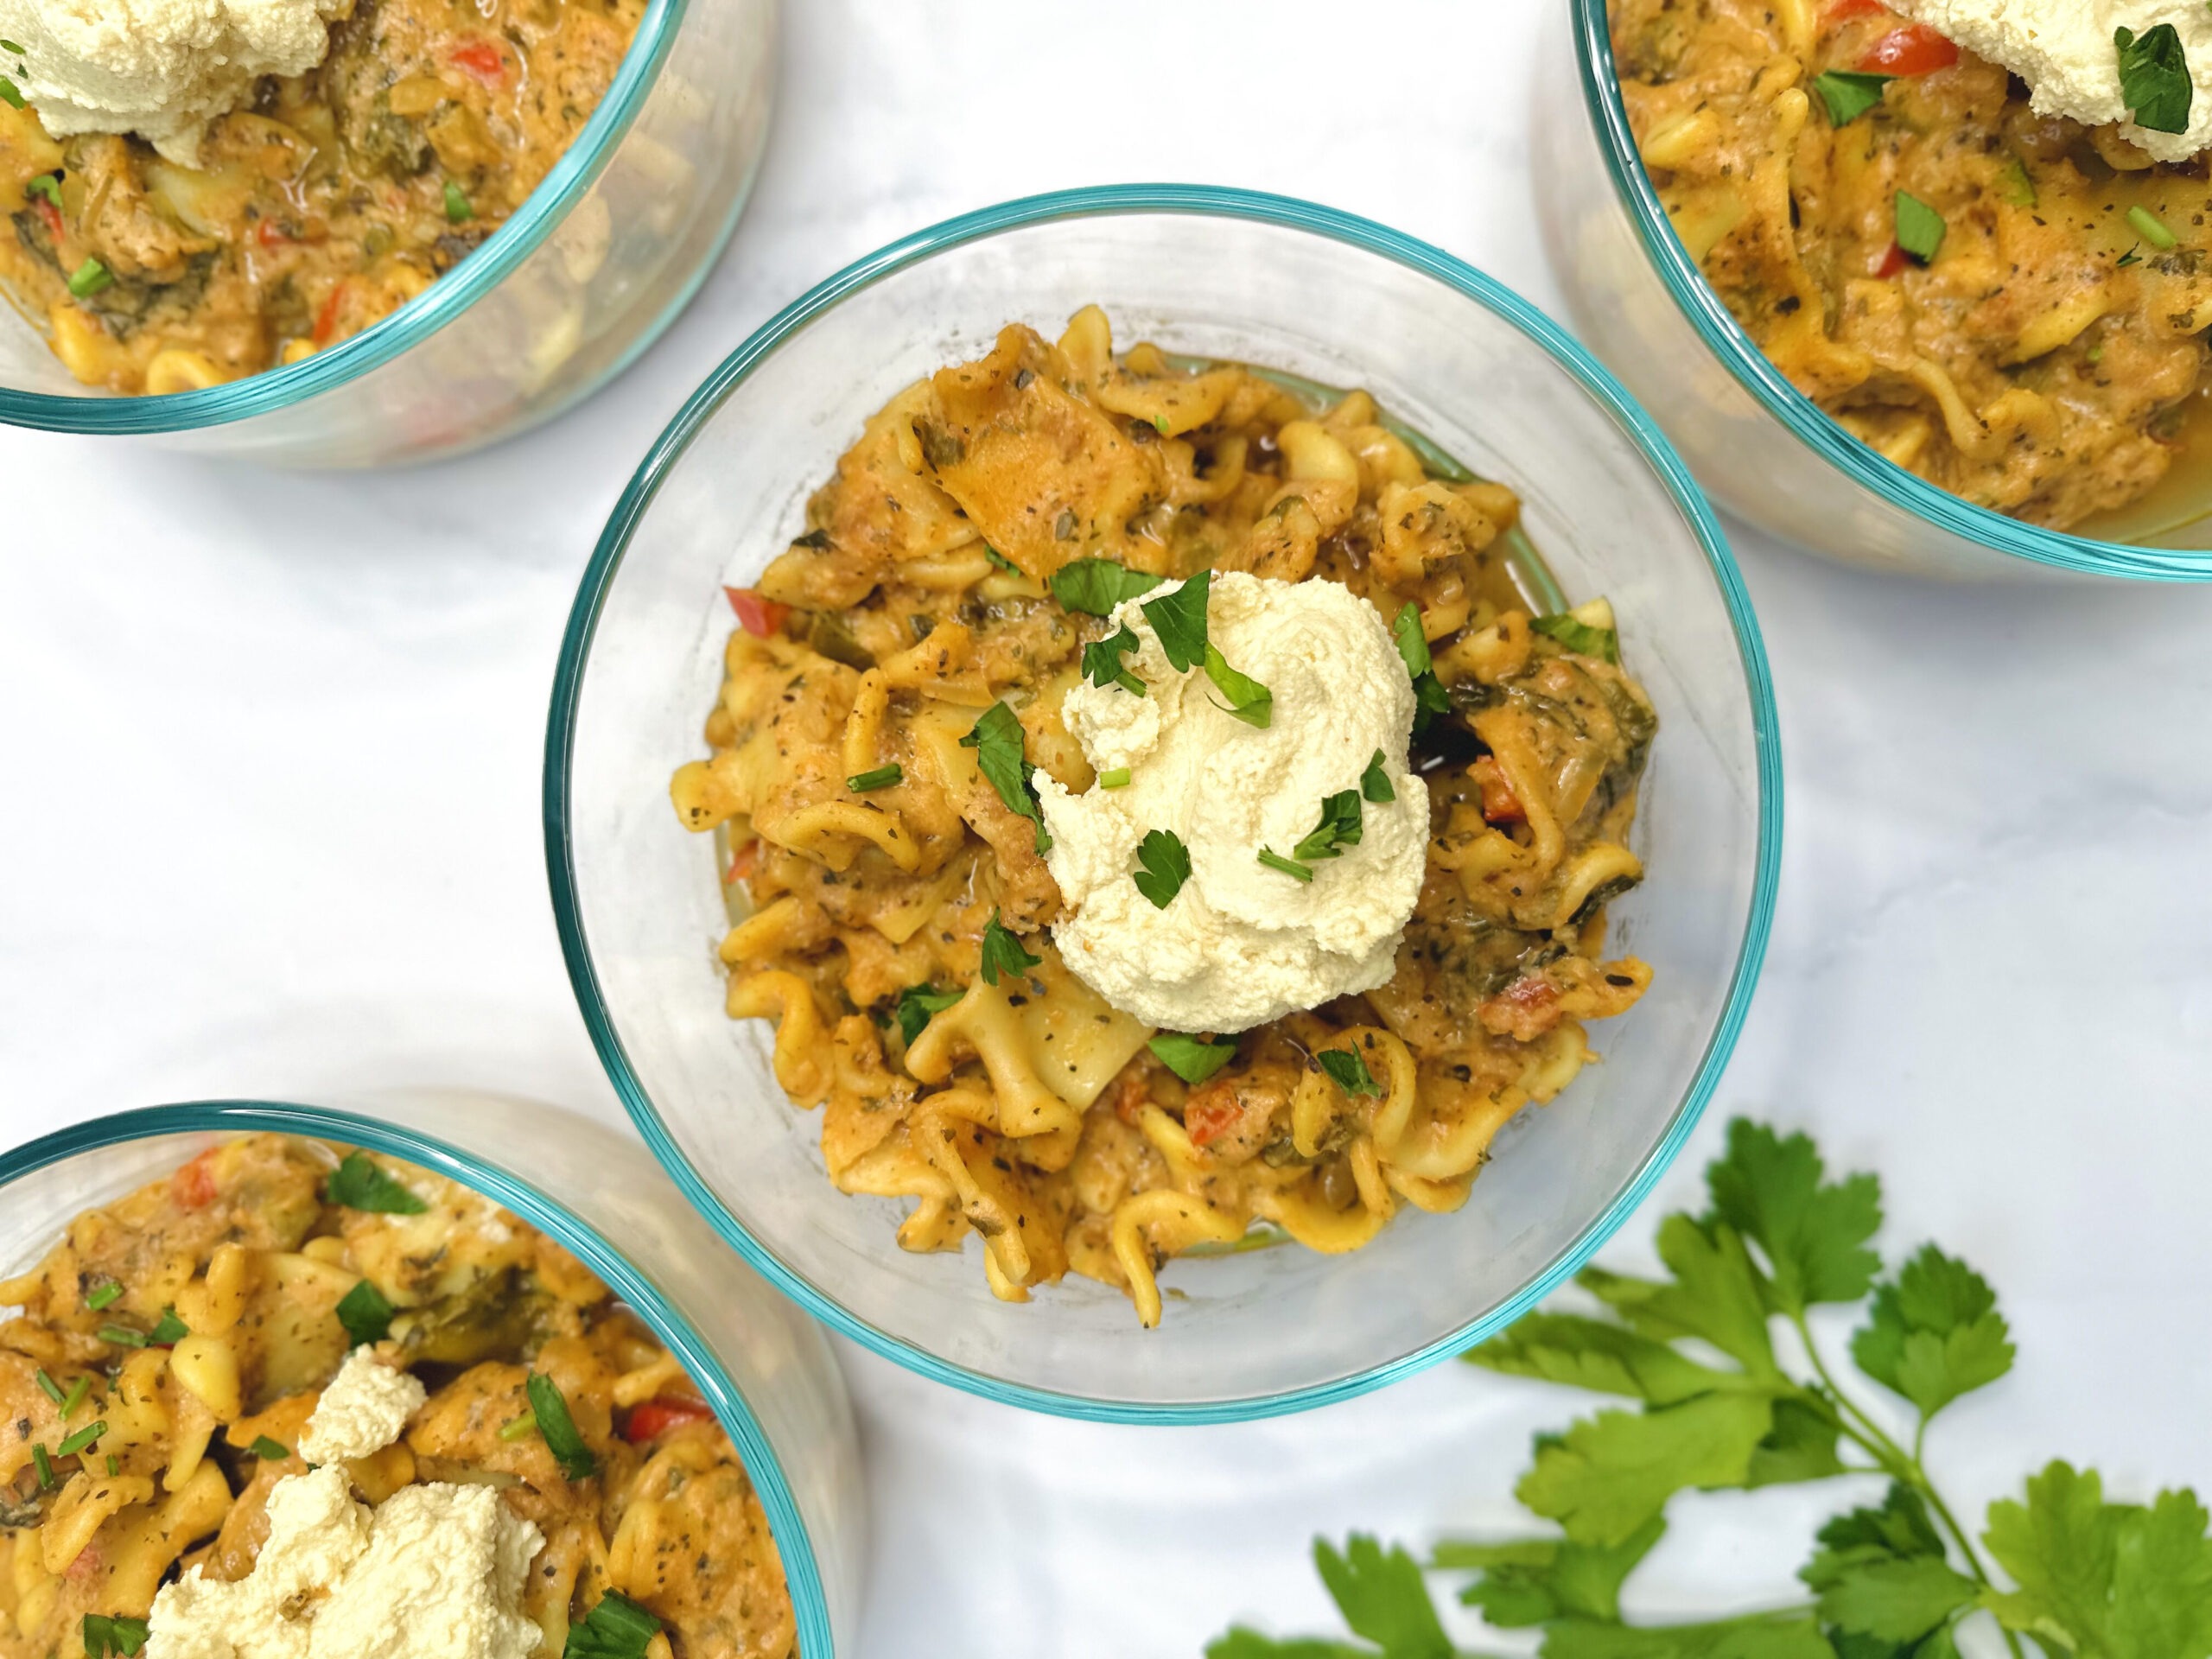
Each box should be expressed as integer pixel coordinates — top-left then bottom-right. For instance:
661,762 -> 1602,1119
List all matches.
4,2 -> 2211,1655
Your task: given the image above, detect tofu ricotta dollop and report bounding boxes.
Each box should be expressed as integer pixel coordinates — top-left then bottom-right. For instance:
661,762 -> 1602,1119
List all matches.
1889,0 -> 2212,162
1035,571 -> 1427,1035
147,1350 -> 543,1659
0,0 -> 349,163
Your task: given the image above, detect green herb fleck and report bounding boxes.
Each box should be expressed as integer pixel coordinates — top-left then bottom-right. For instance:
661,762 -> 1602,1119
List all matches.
2120,246 -> 2144,267
251,1436 -> 290,1461
961,700 -> 1049,855
1131,829 -> 1191,909
1097,767 -> 1131,789
1140,570 -> 1211,672
104,1453 -> 118,1476
979,910 -> 1041,987
2117,22 -> 2193,135
84,1281 -> 120,1312
25,172 -> 60,210
1048,557 -> 1162,616
1203,642 -> 1272,728
148,1307 -> 187,1344
1317,1047 -> 1381,1098
893,984 -> 963,1046
984,546 -> 1018,572
1811,69 -> 1892,125
97,1324 -> 146,1348
56,1421 -> 105,1459
1894,191 -> 1946,264
563,1591 -> 662,1659
1083,624 -> 1146,695
0,78 -> 22,110
525,1372 -> 596,1481
1530,613 -> 1621,664
2128,203 -> 2178,251
60,1376 -> 89,1418
498,1410 -> 539,1442
1392,601 -> 1450,731
1998,155 -> 2037,207
0,41 -> 23,54
35,1370 -> 62,1406
67,257 -> 111,299
326,1152 -> 429,1214
846,763 -> 902,792
83,1614 -> 149,1659
1257,847 -> 1313,882
335,1277 -> 395,1348
1148,1033 -> 1237,1085
1360,750 -> 1394,804
443,180 -> 472,222
31,1444 -> 54,1488
1294,791 -> 1363,862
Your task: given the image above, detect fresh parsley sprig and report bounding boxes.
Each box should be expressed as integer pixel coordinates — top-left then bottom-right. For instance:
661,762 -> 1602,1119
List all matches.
1392,602 -> 1450,733
979,911 -> 1040,987
1131,829 -> 1191,909
325,1152 -> 429,1215
1210,1119 -> 2212,1659
1050,557 -> 1162,616
893,984 -> 963,1046
1084,625 -> 1145,695
962,701 -> 1050,855
2118,22 -> 2192,136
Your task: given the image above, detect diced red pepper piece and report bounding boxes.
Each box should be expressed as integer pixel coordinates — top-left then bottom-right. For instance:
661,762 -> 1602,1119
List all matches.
1826,0 -> 1886,20
1859,24 -> 1957,75
724,839 -> 759,885
34,197 -> 61,241
723,587 -> 789,638
1873,240 -> 1908,278
1183,1093 -> 1242,1148
621,1396 -> 714,1443
173,1151 -> 219,1211
257,219 -> 293,247
1471,755 -> 1526,825
449,40 -> 505,81
312,281 -> 348,346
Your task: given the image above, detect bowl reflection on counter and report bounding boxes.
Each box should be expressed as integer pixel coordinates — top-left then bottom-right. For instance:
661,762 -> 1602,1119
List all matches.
0,0 -> 774,467
1535,0 -> 2212,582
547,183 -> 1783,1423
0,1096 -> 864,1656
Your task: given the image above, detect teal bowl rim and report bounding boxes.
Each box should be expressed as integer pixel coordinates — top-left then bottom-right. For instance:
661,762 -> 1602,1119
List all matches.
1570,0 -> 2209,582
543,181 -> 1784,1424
0,1101 -> 836,1657
0,0 -> 747,436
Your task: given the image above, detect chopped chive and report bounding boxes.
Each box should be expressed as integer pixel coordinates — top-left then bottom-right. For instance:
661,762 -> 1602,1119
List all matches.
2127,204 -> 2178,251
25,172 -> 60,210
0,78 -> 22,110
105,1453 -> 118,1476
2119,246 -> 2144,267
0,41 -> 23,53
147,1307 -> 187,1344
66,257 -> 111,299
1097,767 -> 1131,788
1257,847 -> 1313,882
56,1421 -> 105,1459
442,180 -> 472,222
85,1281 -> 121,1312
98,1323 -> 146,1348
846,763 -> 901,792
60,1376 -> 89,1418
31,1444 -> 54,1489
1152,414 -> 1170,435
35,1370 -> 62,1406
251,1436 -> 289,1461
497,1410 -> 537,1441
984,546 -> 1018,572
524,1373 -> 594,1480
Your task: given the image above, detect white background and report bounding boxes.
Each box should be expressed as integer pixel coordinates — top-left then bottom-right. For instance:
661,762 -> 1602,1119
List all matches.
4,3 -> 2211,1654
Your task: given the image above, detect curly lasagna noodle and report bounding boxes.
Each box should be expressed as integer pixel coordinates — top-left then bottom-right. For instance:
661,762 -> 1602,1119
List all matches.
671,308 -> 1655,1327
1611,0 -> 2212,528
0,1135 -> 792,1658
0,0 -> 639,393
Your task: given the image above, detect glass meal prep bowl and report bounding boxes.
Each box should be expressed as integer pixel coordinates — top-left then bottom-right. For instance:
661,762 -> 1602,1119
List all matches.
545,185 -> 1783,1423
1536,0 -> 2212,582
0,0 -> 773,467
0,1095 -> 865,1656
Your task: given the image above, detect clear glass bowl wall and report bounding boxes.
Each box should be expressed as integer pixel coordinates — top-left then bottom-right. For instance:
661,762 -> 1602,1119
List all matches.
548,188 -> 1783,1421
0,0 -> 774,466
0,1097 -> 865,1656
1535,0 -> 2212,582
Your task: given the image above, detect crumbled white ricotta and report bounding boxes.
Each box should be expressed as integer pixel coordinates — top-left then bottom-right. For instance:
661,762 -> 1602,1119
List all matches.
1889,0 -> 2212,162
296,1347 -> 427,1467
1036,572 -> 1427,1034
148,1464 -> 544,1659
0,0 -> 350,165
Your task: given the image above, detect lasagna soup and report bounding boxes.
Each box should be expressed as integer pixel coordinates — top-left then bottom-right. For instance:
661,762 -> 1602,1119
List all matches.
1612,0 -> 2212,529
0,0 -> 639,394
670,307 -> 1656,1327
0,1135 -> 793,1658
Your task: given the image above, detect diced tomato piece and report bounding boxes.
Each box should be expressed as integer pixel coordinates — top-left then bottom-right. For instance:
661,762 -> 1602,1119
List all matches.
1873,240 -> 1908,278
1826,0 -> 1885,19
173,1151 -> 219,1211
1184,1093 -> 1242,1148
34,198 -> 61,241
723,587 -> 789,638
724,838 -> 759,885
1112,1069 -> 1151,1127
312,281 -> 348,346
1471,755 -> 1525,825
1859,23 -> 1957,74
621,1396 -> 714,1443
449,39 -> 505,81
257,219 -> 293,246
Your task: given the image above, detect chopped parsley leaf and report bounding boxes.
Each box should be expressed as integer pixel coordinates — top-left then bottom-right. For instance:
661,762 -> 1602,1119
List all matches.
979,911 -> 1041,987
